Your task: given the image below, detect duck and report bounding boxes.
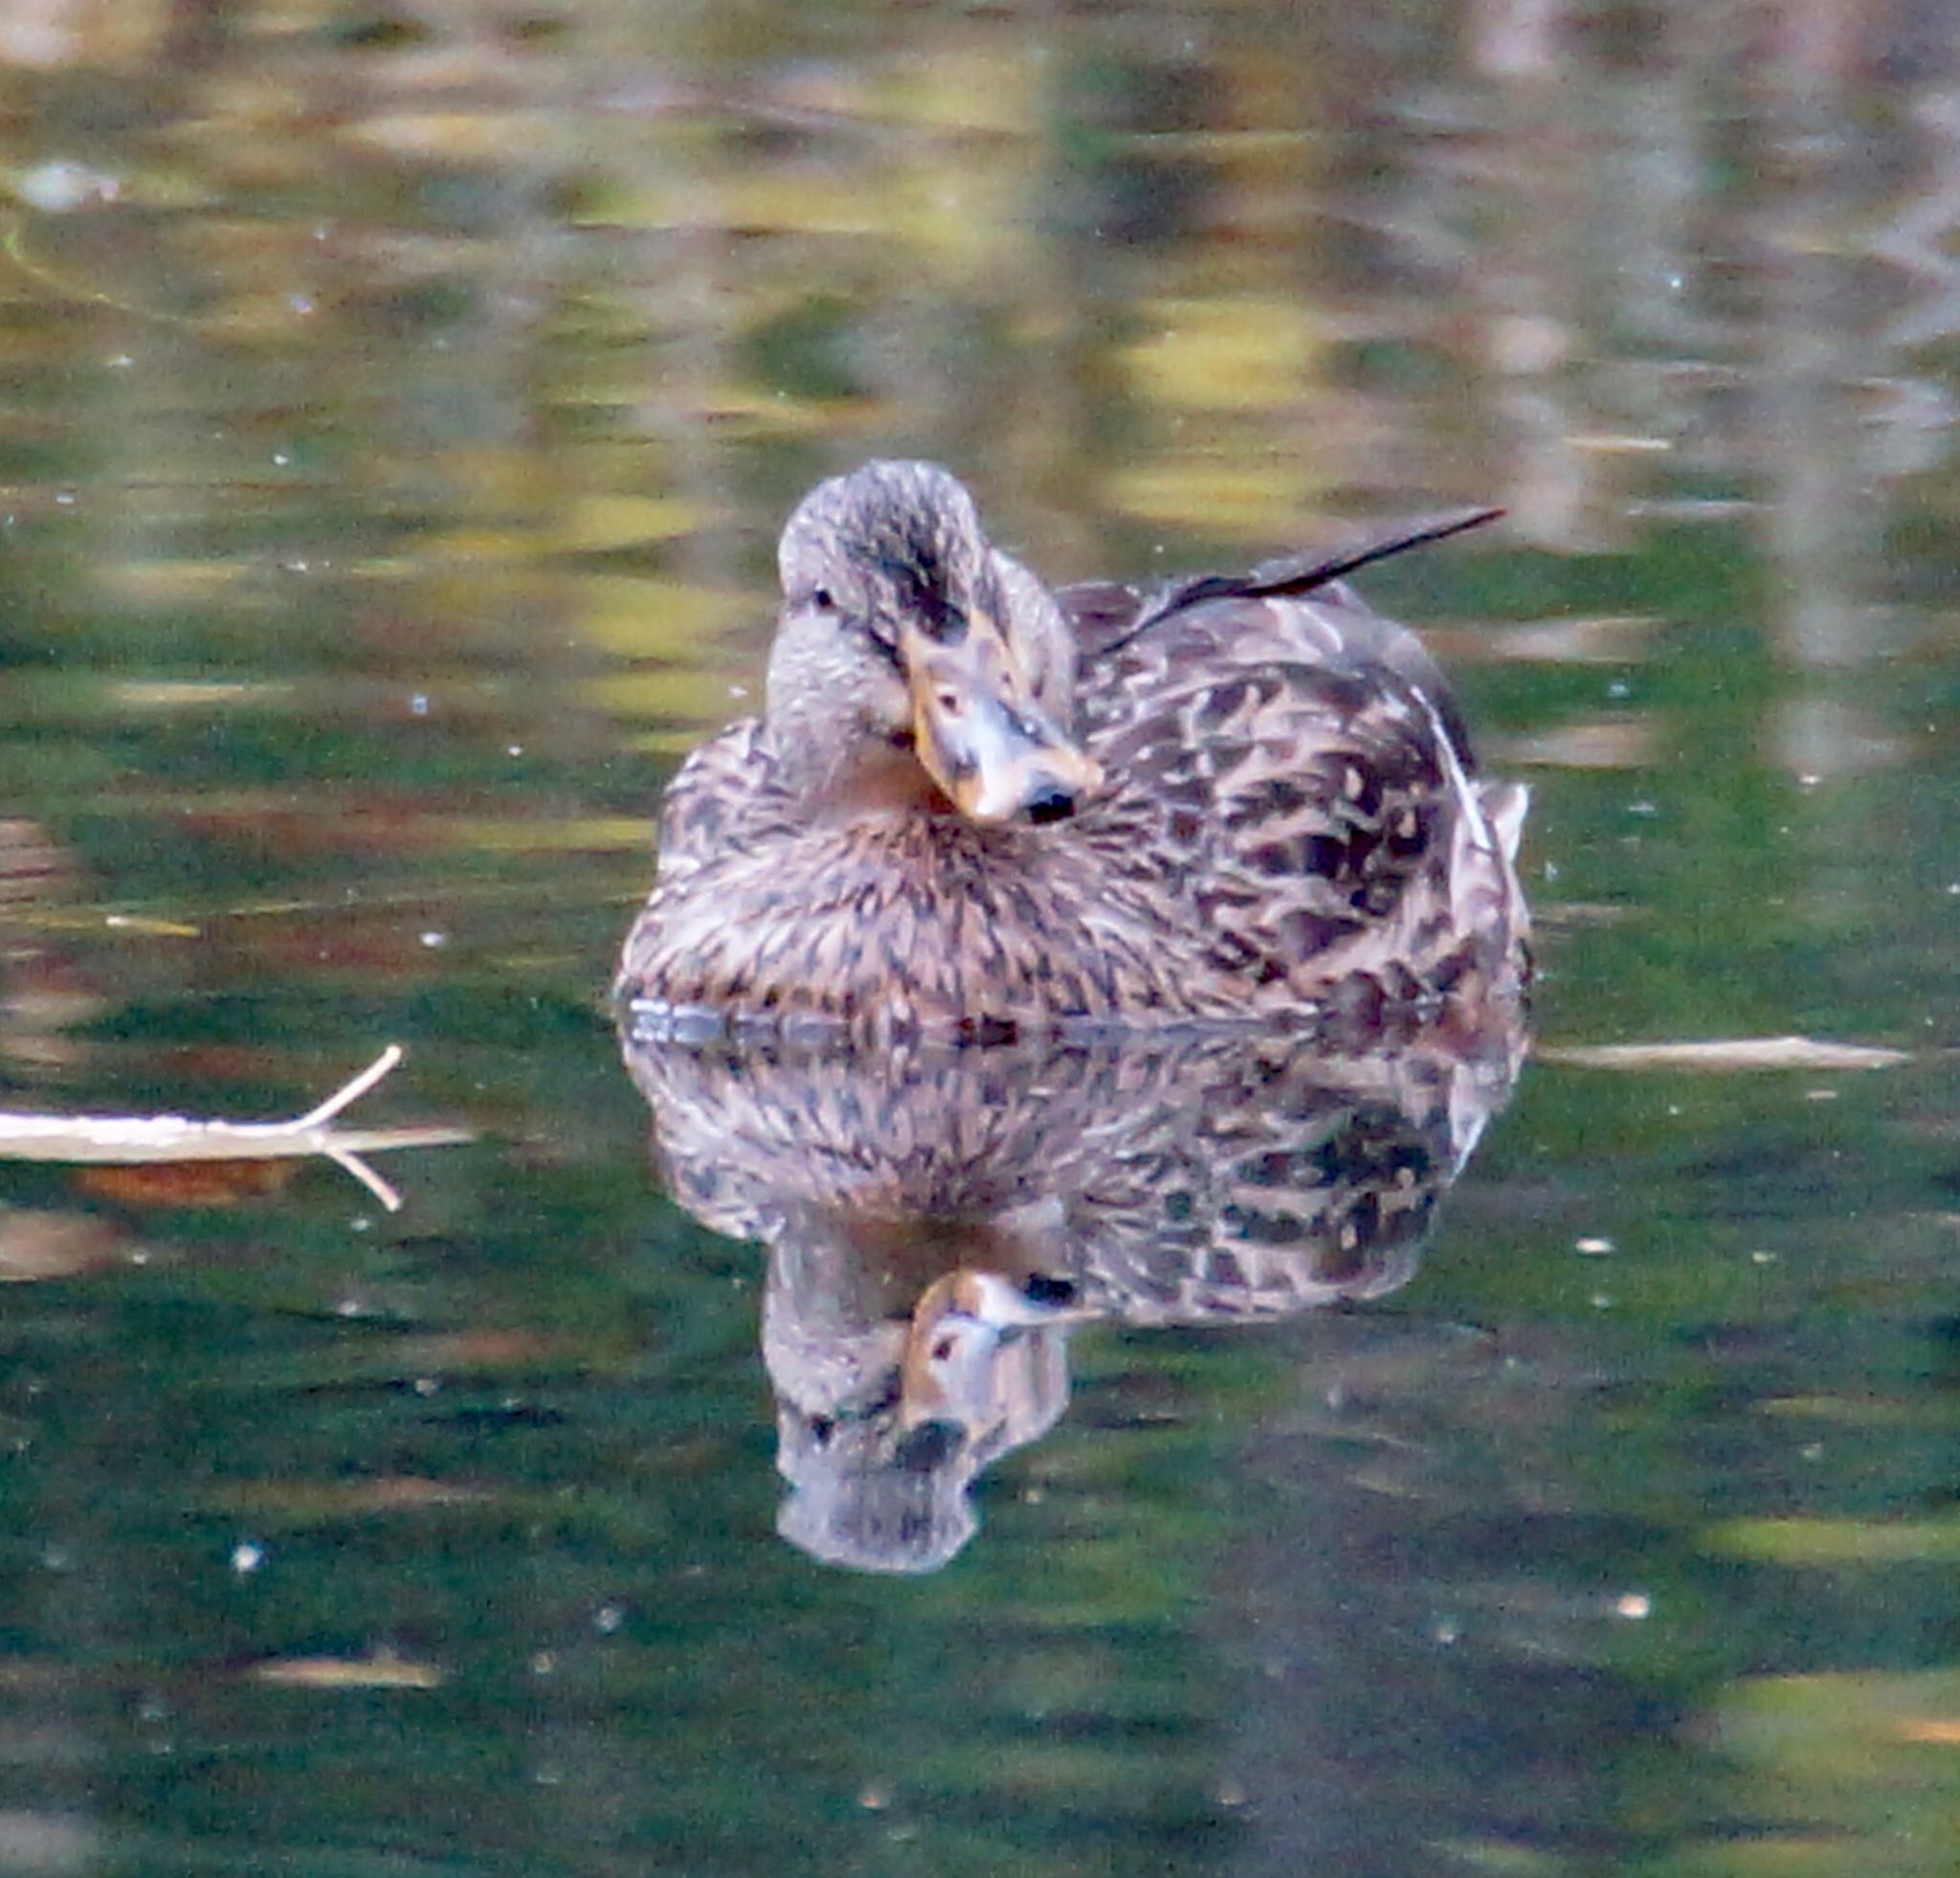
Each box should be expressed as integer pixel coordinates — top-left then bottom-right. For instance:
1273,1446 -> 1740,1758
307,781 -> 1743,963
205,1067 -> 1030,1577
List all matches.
615,459 -> 1528,1040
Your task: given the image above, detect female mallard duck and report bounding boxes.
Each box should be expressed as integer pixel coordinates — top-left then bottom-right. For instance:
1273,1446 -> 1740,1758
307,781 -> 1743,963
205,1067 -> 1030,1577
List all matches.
616,460 -> 1527,1040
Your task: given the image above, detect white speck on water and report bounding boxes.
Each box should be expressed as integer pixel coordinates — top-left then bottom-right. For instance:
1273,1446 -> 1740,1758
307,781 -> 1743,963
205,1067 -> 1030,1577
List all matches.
54,491 -> 74,506
272,451 -> 289,467
1607,680 -> 1629,699
19,159 -> 120,212
418,929 -> 447,950
1626,800 -> 1657,817
289,295 -> 315,316
1433,1618 -> 1461,1644
506,743 -> 523,757
1575,1236 -> 1614,1255
231,1541 -> 265,1576
413,1376 -> 438,1397
1797,772 -> 1820,788
1614,1592 -> 1652,1620
107,353 -> 133,369
1750,1249 -> 1775,1264
409,693 -> 430,716
1591,1291 -> 1614,1309
592,1602 -> 624,1635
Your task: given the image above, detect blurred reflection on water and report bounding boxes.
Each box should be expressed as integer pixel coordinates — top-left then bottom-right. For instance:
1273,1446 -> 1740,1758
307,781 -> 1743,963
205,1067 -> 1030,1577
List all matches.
625,1009 -> 1525,1573
0,0 -> 1955,1873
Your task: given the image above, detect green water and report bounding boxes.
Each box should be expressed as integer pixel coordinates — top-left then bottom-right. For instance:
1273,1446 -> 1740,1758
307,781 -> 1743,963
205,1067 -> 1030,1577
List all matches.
0,2 -> 1956,1872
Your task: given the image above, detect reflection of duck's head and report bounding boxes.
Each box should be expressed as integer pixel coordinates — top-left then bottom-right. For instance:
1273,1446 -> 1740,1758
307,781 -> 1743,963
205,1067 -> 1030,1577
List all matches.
898,1268 -> 1079,1445
775,1265 -> 1080,1576
766,460 -> 1102,828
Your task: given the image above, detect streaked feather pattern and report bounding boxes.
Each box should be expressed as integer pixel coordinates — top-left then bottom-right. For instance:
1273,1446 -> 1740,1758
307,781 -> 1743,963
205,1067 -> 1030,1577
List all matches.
623,1014 -> 1526,1573
616,463 -> 1527,1039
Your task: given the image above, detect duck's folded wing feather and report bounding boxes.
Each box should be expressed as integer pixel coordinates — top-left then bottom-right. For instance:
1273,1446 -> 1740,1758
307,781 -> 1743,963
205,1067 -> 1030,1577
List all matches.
1060,507 -> 1502,660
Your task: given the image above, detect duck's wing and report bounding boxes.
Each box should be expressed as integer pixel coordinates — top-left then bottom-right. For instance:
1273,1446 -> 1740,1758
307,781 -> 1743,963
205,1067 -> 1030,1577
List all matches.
1062,508 -> 1501,652
1064,510 -> 1525,1015
1062,507 -> 1501,764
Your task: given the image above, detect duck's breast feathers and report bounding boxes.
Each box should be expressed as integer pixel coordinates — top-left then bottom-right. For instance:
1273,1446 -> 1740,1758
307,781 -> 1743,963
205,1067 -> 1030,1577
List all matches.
649,716 -> 772,887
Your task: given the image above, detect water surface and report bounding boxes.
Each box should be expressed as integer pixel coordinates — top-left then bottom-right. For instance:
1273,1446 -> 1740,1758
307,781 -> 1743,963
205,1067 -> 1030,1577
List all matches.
0,3 -> 1957,1873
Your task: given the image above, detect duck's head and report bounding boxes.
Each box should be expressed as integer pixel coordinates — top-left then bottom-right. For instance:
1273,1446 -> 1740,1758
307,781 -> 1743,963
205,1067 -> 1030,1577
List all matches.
765,460 -> 1102,826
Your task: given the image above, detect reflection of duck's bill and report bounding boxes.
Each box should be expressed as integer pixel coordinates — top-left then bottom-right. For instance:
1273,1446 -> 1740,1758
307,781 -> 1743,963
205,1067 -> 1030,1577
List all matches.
902,620 -> 1102,826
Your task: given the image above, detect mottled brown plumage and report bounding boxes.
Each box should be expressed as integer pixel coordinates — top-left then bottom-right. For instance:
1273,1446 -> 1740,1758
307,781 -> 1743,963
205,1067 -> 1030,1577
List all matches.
616,460 -> 1527,1040
622,1012 -> 1526,1572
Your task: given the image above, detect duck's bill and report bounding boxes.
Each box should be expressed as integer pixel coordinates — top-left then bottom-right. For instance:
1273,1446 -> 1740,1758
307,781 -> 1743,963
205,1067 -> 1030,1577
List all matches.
902,622 -> 1102,826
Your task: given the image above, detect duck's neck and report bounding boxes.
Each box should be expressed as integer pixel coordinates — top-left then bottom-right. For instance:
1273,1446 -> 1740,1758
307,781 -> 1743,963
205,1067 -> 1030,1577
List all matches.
768,728 -> 959,827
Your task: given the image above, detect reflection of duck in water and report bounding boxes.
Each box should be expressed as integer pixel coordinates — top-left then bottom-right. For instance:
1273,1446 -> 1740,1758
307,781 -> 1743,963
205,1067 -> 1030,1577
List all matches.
616,459 -> 1527,1040
624,1019 -> 1526,1573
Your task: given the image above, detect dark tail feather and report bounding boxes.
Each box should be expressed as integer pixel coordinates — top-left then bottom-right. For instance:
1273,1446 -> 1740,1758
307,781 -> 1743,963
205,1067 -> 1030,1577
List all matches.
1237,506 -> 1505,600
1102,506 -> 1504,655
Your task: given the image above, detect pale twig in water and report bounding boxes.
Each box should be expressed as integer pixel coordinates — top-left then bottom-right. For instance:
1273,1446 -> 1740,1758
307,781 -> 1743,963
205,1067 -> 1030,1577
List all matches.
1540,1036 -> 1908,1072
0,1045 -> 471,1212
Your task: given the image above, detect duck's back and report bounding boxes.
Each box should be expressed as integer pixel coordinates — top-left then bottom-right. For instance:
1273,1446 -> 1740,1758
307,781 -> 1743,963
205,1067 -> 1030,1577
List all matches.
1062,566 -> 1528,1027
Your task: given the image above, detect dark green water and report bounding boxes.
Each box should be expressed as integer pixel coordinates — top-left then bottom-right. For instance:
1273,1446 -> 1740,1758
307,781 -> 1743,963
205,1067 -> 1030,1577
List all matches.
0,3 -> 1957,1873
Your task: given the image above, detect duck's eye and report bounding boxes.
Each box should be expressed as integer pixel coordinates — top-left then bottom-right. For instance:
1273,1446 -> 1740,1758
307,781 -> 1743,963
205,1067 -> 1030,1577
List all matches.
810,587 -> 835,613
935,690 -> 962,718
